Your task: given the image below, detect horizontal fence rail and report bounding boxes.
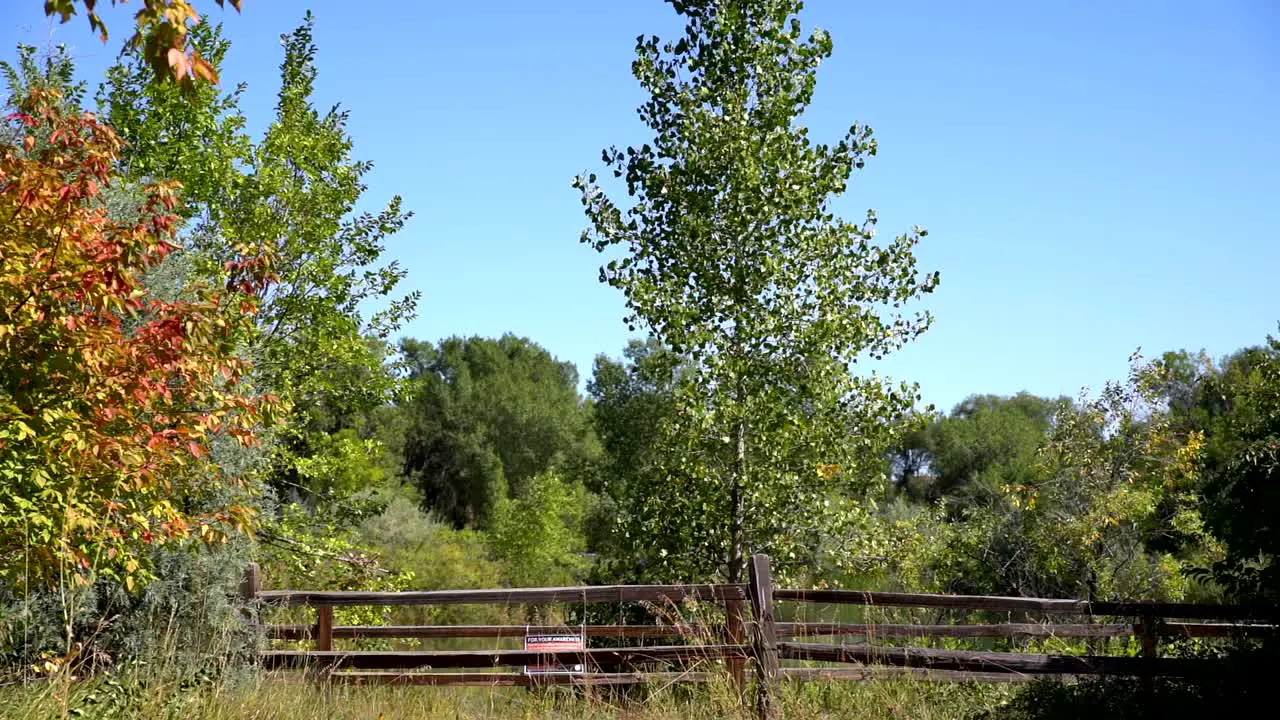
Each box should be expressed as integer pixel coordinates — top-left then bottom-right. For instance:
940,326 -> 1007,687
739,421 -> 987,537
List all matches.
264,620 -> 1278,643
778,622 -> 1135,639
777,621 -> 1277,639
778,666 -> 1056,683
267,623 -> 718,641
778,642 -> 1216,678
312,667 -> 1061,688
257,584 -> 746,607
773,589 -> 1273,621
326,670 -> 717,687
261,645 -> 751,671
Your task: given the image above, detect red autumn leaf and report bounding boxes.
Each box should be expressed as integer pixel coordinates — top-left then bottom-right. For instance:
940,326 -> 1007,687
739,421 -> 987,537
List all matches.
6,111 -> 37,126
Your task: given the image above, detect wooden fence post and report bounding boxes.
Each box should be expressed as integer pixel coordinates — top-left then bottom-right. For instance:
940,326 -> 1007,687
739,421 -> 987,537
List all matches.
239,563 -> 261,623
1138,612 -> 1160,660
725,597 -> 746,700
316,606 -> 334,652
747,554 -> 779,720
1138,611 -> 1160,698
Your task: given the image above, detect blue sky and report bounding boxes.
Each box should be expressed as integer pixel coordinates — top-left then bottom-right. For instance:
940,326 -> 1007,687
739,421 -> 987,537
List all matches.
4,1 -> 1277,413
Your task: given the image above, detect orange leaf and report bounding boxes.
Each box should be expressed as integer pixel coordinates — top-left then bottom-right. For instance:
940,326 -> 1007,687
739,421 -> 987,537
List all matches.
191,55 -> 219,84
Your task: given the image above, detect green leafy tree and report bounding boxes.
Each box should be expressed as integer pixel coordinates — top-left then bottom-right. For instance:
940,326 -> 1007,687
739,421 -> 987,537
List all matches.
573,0 -> 938,582
99,21 -> 251,226
923,360 -> 1220,600
588,339 -> 686,500
586,339 -> 687,568
400,335 -> 601,528
1135,342 -> 1280,604
887,419 -> 932,494
921,393 -> 1064,508
100,16 -> 419,519
1,45 -> 85,116
1167,340 -> 1280,604
487,471 -> 589,588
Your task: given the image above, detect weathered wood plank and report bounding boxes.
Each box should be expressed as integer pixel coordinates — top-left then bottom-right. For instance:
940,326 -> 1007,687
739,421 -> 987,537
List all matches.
326,667 -> 1058,687
239,563 -> 261,624
260,644 -> 750,671
265,620 -> 1277,643
267,623 -> 719,641
778,642 -> 1215,677
239,564 -> 260,603
748,555 -> 780,720
258,584 -> 746,607
315,606 -> 333,652
329,671 -> 714,687
779,667 -> 1064,684
776,622 -> 1133,639
725,598 -> 746,696
774,589 -> 1271,621
1161,621 -> 1279,638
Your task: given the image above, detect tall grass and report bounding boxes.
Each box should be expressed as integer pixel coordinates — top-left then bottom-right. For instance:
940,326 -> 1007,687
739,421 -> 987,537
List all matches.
0,669 -> 1010,720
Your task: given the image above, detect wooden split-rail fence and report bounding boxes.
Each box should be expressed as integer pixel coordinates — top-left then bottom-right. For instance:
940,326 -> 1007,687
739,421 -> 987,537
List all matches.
241,554 -> 1276,720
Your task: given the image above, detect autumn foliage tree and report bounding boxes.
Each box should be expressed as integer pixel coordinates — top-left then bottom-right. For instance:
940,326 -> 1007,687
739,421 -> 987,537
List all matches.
0,89 -> 278,591
43,0 -> 242,84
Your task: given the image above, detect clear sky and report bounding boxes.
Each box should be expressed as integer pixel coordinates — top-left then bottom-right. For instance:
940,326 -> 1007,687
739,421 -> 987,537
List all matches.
4,1 -> 1277,413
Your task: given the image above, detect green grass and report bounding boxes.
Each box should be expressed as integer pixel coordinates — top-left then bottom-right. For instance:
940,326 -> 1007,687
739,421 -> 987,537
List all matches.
0,670 -> 1012,719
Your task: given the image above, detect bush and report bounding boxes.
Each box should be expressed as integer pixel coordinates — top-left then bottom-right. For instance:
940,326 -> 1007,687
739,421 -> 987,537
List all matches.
0,541 -> 256,680
486,470 -> 589,588
357,493 -> 506,628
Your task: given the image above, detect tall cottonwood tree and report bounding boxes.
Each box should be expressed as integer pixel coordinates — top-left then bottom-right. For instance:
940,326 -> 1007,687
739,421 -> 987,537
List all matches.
575,0 -> 938,583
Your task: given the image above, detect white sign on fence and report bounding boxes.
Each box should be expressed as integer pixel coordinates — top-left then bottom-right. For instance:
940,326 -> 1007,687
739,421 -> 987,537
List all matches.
523,633 -> 585,676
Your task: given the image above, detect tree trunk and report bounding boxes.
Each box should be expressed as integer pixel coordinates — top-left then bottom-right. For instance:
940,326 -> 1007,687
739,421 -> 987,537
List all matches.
728,419 -> 746,584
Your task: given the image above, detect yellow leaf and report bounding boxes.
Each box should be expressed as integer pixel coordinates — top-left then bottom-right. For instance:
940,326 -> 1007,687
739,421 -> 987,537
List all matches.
14,421 -> 34,439
815,463 -> 841,481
